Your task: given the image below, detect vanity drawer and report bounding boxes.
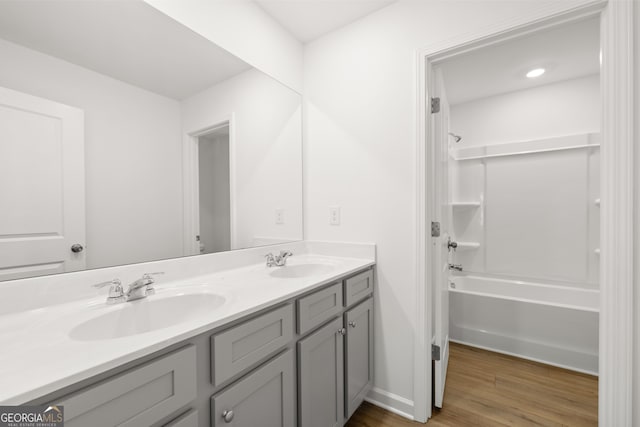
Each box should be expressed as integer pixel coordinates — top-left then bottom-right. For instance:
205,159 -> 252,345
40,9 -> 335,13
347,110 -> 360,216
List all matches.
55,345 -> 196,427
297,282 -> 343,335
212,304 -> 294,387
344,269 -> 373,307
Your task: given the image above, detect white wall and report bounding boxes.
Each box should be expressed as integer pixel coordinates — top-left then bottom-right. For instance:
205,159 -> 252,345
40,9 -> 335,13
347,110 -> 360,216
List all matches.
144,0 -> 303,93
303,0 -> 598,417
0,39 -> 184,269
182,68 -> 303,249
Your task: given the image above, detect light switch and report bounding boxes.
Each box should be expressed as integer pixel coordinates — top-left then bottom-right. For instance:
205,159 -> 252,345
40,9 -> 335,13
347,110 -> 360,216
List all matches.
329,206 -> 340,225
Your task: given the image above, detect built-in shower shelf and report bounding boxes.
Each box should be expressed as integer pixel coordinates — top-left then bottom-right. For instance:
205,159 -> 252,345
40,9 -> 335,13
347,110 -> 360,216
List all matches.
452,133 -> 600,161
456,242 -> 480,251
594,248 -> 600,256
451,202 -> 481,212
594,198 -> 600,206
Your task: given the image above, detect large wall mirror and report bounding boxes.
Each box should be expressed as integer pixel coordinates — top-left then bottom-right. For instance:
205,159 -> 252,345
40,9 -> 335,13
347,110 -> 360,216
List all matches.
0,1 -> 303,281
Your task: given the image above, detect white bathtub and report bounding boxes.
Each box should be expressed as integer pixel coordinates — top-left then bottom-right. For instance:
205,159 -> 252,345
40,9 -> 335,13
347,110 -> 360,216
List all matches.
449,275 -> 599,375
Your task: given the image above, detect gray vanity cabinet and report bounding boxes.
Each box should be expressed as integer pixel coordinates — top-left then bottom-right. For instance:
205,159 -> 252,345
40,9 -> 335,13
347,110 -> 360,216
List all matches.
32,266 -> 374,427
54,345 -> 196,427
298,317 -> 345,427
211,349 -> 295,427
297,267 -> 375,427
344,297 -> 374,418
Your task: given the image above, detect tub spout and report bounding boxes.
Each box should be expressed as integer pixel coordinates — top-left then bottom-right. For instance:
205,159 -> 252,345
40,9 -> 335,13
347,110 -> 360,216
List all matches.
448,263 -> 463,272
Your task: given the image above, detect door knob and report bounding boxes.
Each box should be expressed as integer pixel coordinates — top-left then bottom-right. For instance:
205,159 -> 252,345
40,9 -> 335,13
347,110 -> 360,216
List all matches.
447,237 -> 457,251
222,410 -> 234,423
71,244 -> 84,253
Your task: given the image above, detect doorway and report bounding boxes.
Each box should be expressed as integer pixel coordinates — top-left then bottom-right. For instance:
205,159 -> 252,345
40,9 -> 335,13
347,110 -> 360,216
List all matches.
414,1 -> 635,424
432,13 -> 600,417
183,117 -> 236,257
197,125 -> 231,254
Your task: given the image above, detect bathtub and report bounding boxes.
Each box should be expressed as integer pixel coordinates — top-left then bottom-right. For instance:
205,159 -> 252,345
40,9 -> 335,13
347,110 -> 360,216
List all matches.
449,275 -> 599,375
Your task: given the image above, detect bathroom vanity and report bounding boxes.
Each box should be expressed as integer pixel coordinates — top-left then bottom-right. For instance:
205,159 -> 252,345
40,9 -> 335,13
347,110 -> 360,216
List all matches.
0,245 -> 375,427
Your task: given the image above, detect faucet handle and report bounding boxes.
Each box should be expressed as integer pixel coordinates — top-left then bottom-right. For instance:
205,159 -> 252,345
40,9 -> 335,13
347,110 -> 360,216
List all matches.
93,279 -> 125,304
265,253 -> 276,267
93,278 -> 121,289
142,272 -> 164,295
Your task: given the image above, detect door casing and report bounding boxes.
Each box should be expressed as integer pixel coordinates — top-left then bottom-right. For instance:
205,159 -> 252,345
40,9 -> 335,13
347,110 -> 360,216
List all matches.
183,114 -> 236,255
413,0 -> 635,424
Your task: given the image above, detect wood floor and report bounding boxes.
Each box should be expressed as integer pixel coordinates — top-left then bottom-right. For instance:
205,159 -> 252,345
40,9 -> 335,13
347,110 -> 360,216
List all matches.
346,343 -> 598,426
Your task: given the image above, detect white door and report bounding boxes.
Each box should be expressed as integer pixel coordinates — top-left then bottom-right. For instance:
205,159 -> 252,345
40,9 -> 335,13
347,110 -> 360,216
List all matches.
0,86 -> 85,280
432,69 -> 451,408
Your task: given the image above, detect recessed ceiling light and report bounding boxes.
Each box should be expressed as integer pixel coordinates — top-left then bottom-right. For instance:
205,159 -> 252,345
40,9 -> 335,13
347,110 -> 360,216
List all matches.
526,68 -> 545,78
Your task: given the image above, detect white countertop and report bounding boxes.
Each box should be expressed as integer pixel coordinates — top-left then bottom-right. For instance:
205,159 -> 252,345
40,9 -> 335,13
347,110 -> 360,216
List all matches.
0,252 -> 374,404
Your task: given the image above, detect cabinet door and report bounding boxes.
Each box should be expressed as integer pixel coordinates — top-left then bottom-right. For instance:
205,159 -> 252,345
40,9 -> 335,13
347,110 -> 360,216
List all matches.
298,317 -> 344,427
211,350 -> 295,427
345,297 -> 373,418
163,409 -> 197,427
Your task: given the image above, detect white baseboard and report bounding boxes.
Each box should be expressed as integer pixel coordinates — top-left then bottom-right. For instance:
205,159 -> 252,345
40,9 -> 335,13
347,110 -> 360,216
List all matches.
365,387 -> 415,421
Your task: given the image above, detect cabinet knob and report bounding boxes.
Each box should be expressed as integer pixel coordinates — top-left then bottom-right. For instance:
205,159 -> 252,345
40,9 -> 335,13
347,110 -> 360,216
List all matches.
338,328 -> 346,335
71,243 -> 84,253
349,321 -> 357,328
222,410 -> 234,423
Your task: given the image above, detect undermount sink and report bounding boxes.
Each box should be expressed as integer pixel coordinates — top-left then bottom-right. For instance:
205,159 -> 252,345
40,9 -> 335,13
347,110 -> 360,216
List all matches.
269,263 -> 334,278
69,293 -> 225,341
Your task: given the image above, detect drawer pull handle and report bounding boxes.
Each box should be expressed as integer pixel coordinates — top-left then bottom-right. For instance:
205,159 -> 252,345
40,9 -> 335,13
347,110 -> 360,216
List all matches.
349,321 -> 357,328
337,328 -> 346,335
222,410 -> 234,423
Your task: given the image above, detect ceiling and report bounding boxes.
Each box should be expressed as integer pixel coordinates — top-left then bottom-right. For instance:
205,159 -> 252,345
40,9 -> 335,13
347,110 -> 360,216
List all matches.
255,0 -> 396,43
0,1 -> 252,100
438,17 -> 600,106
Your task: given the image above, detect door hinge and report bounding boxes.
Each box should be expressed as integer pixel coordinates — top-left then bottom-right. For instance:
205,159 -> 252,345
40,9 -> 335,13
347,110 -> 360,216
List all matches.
432,344 -> 441,361
431,221 -> 441,237
431,97 -> 440,114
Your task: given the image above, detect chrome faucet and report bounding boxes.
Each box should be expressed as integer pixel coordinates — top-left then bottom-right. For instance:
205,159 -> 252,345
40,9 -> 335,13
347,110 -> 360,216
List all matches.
93,272 -> 164,304
265,250 -> 293,267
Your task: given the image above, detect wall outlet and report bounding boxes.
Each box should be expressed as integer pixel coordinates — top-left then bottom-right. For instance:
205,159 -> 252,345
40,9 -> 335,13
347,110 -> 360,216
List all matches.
329,206 -> 341,225
275,209 -> 284,224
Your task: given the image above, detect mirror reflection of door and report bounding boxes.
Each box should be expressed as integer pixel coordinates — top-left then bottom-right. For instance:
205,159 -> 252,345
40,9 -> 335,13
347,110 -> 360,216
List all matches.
0,87 -> 86,280
197,124 -> 231,254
